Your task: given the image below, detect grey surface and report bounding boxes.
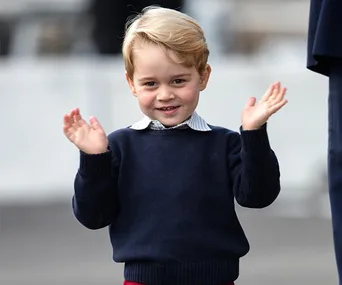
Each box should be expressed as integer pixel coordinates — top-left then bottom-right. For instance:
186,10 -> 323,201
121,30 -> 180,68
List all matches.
0,201 -> 338,285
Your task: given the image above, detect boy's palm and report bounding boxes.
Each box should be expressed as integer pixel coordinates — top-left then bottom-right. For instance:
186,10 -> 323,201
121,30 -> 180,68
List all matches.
63,108 -> 108,154
242,82 -> 287,130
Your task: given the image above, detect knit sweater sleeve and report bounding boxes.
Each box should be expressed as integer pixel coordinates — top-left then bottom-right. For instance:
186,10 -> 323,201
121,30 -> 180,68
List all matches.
228,124 -> 281,208
72,149 -> 119,229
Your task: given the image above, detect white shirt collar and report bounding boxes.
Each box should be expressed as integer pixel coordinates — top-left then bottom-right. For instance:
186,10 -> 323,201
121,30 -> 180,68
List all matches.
130,112 -> 211,131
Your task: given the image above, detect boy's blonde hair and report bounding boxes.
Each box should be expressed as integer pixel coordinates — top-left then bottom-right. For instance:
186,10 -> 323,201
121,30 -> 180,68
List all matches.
123,6 -> 209,79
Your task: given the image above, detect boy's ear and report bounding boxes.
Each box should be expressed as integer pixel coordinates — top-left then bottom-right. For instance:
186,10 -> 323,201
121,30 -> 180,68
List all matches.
126,71 -> 137,96
199,64 -> 212,91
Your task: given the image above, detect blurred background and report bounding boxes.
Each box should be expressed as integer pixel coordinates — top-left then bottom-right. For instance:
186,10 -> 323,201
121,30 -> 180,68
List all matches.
0,0 -> 336,284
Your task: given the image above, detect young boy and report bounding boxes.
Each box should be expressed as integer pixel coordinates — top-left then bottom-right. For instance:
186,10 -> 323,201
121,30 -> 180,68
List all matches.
63,6 -> 287,285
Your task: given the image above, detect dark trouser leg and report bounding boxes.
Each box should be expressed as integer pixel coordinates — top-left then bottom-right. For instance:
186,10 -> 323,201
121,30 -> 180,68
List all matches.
89,0 -> 127,55
89,0 -> 184,55
328,58 -> 342,283
129,0 -> 184,11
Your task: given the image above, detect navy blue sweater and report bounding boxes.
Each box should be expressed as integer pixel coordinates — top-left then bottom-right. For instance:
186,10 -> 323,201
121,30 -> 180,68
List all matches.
72,125 -> 280,285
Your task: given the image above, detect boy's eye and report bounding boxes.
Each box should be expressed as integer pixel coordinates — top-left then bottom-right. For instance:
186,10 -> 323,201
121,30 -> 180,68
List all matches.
144,81 -> 156,87
173,79 -> 185,84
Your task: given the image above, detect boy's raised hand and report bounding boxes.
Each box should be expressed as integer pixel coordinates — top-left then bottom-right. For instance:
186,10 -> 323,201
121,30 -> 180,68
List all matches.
63,108 -> 109,154
241,82 -> 287,130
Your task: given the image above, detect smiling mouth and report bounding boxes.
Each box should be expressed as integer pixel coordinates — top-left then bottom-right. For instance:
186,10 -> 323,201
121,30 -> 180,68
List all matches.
156,106 -> 180,111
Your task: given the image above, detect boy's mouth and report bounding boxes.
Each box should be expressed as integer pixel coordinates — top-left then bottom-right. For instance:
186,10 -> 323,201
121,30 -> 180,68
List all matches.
156,106 -> 180,111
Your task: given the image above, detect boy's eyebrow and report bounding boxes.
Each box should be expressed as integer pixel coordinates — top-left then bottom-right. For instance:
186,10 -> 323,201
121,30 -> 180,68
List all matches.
138,73 -> 192,82
171,73 -> 192,78
137,77 -> 155,82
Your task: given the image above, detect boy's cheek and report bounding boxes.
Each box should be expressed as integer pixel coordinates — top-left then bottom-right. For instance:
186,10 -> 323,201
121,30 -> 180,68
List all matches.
138,95 -> 155,109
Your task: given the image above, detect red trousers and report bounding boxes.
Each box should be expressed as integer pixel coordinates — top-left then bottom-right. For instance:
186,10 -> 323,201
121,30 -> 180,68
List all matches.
124,281 -> 234,285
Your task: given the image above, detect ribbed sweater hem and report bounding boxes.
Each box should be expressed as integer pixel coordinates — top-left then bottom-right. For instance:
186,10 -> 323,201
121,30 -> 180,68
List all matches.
124,258 -> 239,285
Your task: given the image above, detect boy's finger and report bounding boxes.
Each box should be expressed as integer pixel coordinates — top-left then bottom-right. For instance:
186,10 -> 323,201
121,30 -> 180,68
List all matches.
74,108 -> 80,115
69,109 -> 76,117
270,87 -> 287,104
89,116 -> 104,131
64,114 -> 73,125
244,97 -> 256,108
73,108 -> 83,122
269,99 -> 288,114
73,114 -> 85,127
74,113 -> 82,122
64,126 -> 73,137
261,84 -> 274,102
68,108 -> 79,119
269,83 -> 280,99
65,128 -> 78,140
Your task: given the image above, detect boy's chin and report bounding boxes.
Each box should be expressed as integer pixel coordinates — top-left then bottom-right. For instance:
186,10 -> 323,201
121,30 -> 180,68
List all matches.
158,117 -> 187,128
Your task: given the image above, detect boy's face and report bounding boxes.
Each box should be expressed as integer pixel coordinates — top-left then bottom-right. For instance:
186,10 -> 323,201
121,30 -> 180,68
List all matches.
126,43 -> 211,127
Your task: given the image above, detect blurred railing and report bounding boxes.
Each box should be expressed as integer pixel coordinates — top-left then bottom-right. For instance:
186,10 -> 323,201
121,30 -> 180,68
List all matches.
0,57 -> 328,209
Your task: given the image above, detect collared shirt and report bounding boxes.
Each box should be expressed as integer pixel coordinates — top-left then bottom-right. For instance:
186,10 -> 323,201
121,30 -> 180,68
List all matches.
130,112 -> 211,131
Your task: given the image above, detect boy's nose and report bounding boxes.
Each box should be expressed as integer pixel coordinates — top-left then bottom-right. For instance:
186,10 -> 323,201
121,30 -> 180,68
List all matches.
156,88 -> 175,101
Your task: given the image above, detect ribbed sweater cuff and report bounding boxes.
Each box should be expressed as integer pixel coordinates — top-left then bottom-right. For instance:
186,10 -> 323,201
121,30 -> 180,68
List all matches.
239,124 -> 271,153
78,150 -> 112,177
